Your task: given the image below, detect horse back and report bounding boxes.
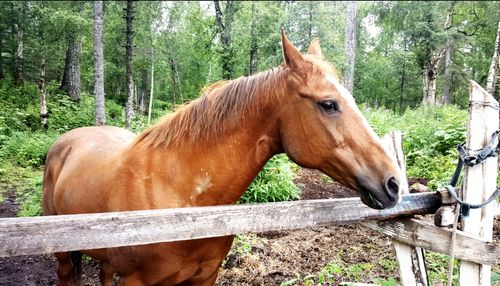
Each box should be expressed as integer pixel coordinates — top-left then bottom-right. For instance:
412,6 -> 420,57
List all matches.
42,126 -> 135,216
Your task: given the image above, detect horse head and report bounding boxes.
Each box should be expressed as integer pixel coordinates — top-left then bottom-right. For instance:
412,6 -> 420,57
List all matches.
278,29 -> 402,209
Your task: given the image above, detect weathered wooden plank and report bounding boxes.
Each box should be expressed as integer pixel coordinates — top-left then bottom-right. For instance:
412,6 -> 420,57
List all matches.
362,218 -> 500,266
460,81 -> 499,286
0,193 -> 441,257
381,132 -> 427,286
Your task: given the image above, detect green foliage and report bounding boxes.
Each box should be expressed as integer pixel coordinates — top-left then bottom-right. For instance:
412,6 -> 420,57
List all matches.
231,234 -> 257,256
492,270 -> 500,285
240,154 -> 300,204
17,176 -> 44,217
424,251 -> 459,286
372,277 -> 399,286
363,105 -> 467,189
281,260 -> 394,285
0,132 -> 58,168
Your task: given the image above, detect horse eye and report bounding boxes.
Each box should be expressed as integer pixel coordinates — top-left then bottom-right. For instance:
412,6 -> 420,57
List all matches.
317,100 -> 339,114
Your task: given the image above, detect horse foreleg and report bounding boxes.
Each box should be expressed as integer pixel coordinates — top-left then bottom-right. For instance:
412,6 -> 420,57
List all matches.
55,252 -> 81,286
100,262 -> 115,286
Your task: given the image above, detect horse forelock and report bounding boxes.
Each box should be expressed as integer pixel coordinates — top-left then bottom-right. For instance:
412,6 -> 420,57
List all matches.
303,55 -> 339,80
132,67 -> 287,149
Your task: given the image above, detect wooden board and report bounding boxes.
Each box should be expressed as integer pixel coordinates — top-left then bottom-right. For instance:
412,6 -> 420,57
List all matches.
362,218 -> 500,266
459,81 -> 499,286
380,132 -> 427,286
0,194 -> 441,257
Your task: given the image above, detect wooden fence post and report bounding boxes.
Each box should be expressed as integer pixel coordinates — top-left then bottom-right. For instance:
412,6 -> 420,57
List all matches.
379,132 -> 428,286
459,81 -> 499,286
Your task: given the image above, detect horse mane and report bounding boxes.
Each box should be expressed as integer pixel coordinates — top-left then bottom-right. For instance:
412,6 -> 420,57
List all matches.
132,67 -> 287,149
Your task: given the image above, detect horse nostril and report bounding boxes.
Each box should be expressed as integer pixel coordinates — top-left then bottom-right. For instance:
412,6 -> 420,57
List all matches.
385,176 -> 400,201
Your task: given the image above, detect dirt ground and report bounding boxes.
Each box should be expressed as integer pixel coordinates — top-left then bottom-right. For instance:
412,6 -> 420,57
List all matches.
0,168 -> 499,286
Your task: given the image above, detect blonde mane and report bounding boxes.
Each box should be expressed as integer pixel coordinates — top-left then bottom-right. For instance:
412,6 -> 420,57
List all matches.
133,67 -> 287,148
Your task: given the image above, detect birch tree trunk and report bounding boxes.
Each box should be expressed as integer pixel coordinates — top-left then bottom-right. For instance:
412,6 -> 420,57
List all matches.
343,1 -> 357,93
93,0 -> 106,126
39,58 -> 48,128
124,0 -> 135,129
60,34 -> 82,101
422,49 -> 445,106
486,21 -> 500,98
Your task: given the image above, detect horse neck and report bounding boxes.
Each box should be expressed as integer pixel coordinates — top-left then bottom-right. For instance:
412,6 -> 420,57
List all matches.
127,71 -> 287,206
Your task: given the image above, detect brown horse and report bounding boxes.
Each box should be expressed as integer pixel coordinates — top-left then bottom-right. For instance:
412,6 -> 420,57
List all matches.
42,30 -> 402,286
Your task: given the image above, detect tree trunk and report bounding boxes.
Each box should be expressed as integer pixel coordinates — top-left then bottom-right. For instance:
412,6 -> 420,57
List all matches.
442,43 -> 453,105
399,57 -> 406,112
343,1 -> 357,93
124,0 -> 134,129
139,72 -> 147,113
214,0 -> 237,80
422,49 -> 445,106
486,21 -> 500,98
308,2 -> 313,39
441,2 -> 456,105
170,58 -> 177,111
14,23 -> 24,85
0,30 -> 3,81
60,35 -> 83,101
249,1 -> 258,75
422,67 -> 436,106
93,0 -> 106,126
147,57 -> 154,125
39,58 -> 48,128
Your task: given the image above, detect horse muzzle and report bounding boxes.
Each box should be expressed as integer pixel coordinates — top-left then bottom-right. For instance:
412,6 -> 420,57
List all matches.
357,175 -> 401,209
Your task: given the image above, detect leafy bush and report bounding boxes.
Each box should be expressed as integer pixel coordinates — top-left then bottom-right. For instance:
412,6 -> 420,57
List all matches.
240,154 -> 301,203
0,132 -> 58,168
17,176 -> 44,217
363,105 -> 468,189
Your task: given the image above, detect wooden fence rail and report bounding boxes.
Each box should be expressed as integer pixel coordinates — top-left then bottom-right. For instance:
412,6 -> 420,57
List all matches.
0,193 -> 441,258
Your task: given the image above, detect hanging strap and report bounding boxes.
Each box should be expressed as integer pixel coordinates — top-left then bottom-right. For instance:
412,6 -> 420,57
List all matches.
444,130 -> 500,217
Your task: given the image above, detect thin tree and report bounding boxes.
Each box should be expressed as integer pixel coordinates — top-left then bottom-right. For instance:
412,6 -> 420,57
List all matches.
124,0 -> 134,129
343,1 -> 357,93
93,1 -> 106,126
147,45 -> 154,125
11,2 -> 25,85
486,20 -> 500,98
39,57 -> 48,128
248,1 -> 258,75
0,26 -> 4,80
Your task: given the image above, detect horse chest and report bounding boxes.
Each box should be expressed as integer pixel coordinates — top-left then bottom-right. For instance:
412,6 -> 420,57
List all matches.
108,236 -> 234,285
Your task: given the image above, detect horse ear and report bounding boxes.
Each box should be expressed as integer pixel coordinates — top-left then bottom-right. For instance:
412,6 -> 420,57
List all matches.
281,28 -> 305,71
307,38 -> 323,58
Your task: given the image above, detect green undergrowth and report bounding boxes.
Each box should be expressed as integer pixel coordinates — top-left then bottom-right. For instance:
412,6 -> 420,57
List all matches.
240,154 -> 301,204
0,161 -> 43,217
363,105 -> 468,190
280,260 -> 398,286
